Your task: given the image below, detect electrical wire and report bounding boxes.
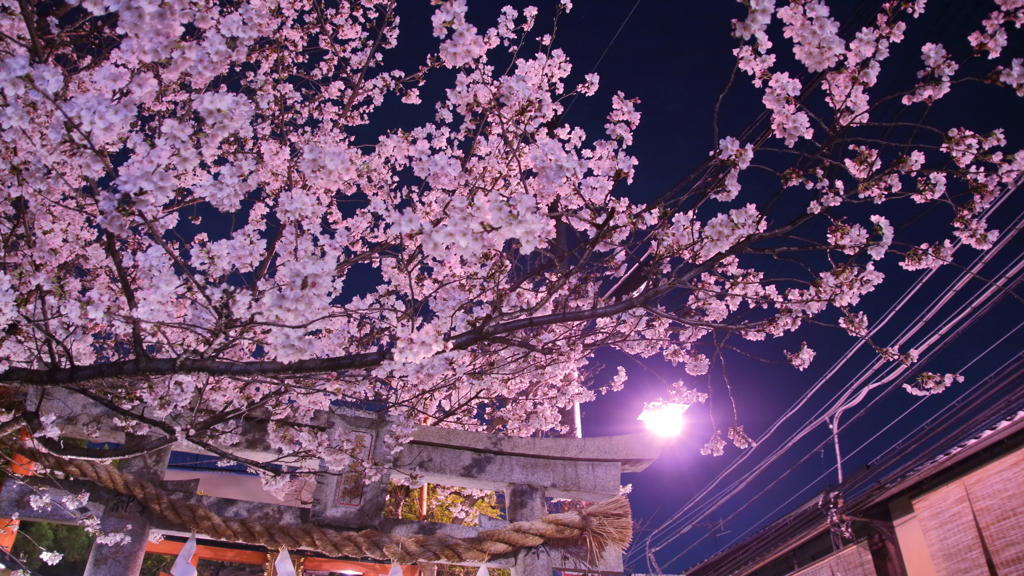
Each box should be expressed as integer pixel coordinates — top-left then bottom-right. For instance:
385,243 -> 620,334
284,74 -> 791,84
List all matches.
633,205 -> 1024,568
645,273 -> 1024,570
719,319 -> 1024,552
560,0 -> 642,121
670,347 -> 1024,575
666,352 -> 1024,575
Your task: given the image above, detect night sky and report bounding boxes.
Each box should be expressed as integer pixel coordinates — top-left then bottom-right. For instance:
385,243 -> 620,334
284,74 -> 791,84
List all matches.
358,0 -> 1024,572
6,0 -> 1023,572
482,0 -> 1024,572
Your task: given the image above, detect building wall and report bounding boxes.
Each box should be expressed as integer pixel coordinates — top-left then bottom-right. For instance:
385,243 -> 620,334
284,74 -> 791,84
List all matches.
890,499 -> 937,576
791,544 -> 876,576
777,443 -> 1024,576
164,469 -> 315,508
896,444 -> 1024,576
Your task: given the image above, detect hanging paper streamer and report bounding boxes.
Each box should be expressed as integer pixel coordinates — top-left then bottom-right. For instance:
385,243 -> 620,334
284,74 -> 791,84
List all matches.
169,534 -> 198,576
275,546 -> 298,576
476,566 -> 489,576
388,563 -> 404,576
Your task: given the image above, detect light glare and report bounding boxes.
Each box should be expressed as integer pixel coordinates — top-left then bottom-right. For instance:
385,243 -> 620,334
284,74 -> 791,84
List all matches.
638,402 -> 687,437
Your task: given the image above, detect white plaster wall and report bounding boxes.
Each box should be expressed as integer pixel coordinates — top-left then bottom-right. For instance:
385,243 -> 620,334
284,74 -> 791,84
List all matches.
164,469 -> 315,508
891,504 -> 938,576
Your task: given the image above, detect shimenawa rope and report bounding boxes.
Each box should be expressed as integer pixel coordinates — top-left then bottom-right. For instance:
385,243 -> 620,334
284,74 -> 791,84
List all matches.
6,442 -> 632,564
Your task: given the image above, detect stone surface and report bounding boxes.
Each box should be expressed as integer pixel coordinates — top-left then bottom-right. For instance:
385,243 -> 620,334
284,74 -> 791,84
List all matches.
83,438 -> 171,576
0,477 -> 106,525
45,389 -> 662,473
378,517 -> 508,540
309,411 -> 397,529
410,427 -> 663,473
507,484 -> 553,576
0,476 -> 309,536
393,444 -> 622,501
17,396 -> 656,575
550,538 -> 626,573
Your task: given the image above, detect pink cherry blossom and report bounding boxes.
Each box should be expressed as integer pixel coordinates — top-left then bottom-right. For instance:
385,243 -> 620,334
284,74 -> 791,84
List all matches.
0,0 -> 1019,474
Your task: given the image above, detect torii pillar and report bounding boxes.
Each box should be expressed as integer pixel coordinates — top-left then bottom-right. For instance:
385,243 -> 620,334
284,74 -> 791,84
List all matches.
508,484 -> 550,576
83,436 -> 172,576
1,398 -> 664,576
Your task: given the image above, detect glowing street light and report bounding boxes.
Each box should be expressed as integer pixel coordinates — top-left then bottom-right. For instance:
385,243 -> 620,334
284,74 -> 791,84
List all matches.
638,401 -> 688,437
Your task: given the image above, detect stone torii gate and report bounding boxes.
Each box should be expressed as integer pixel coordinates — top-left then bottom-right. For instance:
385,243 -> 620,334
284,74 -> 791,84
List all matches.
0,395 -> 663,576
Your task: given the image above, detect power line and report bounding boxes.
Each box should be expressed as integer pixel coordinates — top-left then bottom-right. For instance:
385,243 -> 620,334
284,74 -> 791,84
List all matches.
666,352 -> 1024,575
633,204 -> 1024,568
561,0 -> 643,121
719,320 -> 1024,553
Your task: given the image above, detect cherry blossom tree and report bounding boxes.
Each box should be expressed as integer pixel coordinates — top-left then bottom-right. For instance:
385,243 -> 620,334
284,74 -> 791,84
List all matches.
0,0 -> 1022,480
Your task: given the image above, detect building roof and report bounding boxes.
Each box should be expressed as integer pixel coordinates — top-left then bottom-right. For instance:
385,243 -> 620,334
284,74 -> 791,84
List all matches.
683,403 -> 1024,576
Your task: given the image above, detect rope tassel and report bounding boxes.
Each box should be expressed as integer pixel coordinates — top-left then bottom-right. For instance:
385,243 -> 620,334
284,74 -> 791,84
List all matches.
170,533 -> 198,576
5,442 -> 632,564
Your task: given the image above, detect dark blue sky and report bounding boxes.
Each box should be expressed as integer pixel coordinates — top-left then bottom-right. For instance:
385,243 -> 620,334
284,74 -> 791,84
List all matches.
521,0 -> 1024,572
372,0 -> 1024,571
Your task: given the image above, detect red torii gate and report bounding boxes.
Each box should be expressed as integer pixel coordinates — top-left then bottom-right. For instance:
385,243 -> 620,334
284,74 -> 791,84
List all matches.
146,537 -> 422,575
0,399 -> 662,576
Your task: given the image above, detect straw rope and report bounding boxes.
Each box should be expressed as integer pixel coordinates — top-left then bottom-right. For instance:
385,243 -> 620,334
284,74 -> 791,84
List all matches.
6,442 -> 632,564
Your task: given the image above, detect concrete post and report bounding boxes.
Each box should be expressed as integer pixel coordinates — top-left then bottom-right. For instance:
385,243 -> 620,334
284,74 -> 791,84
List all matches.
507,484 -> 552,576
83,435 -> 172,576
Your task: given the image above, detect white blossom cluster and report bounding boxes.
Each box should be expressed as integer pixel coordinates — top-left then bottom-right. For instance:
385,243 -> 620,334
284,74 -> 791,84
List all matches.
785,343 -> 816,371
0,0 -> 1019,478
905,372 -> 965,396
902,42 -> 959,104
